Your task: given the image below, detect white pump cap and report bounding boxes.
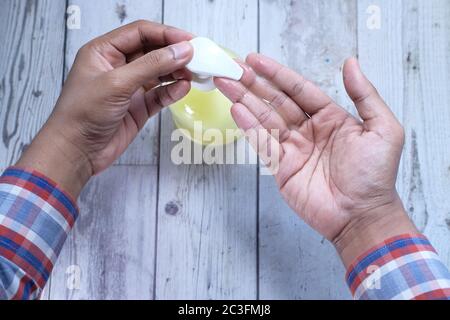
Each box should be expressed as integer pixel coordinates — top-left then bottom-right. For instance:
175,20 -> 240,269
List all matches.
186,37 -> 244,92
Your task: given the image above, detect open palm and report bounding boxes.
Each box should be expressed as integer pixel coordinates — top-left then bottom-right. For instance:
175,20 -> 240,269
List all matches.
216,54 -> 405,241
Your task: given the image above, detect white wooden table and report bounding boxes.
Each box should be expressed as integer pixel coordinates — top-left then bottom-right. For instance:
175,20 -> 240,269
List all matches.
1,0 -> 449,300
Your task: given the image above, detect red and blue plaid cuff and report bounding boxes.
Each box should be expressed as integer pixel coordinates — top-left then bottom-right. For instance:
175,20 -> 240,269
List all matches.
2,167 -> 450,300
0,167 -> 78,300
346,234 -> 450,300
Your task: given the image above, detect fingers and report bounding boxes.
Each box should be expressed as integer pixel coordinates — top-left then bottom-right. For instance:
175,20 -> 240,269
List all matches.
215,77 -> 291,142
231,103 -> 284,171
142,68 -> 193,91
89,20 -> 193,56
143,80 -> 191,118
126,80 -> 190,131
237,62 -> 309,129
343,57 -> 403,137
111,41 -> 193,93
246,53 -> 335,115
172,68 -> 192,82
128,80 -> 191,130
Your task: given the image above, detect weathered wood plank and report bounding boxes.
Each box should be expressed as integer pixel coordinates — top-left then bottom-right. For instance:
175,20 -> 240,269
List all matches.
0,0 -> 66,299
400,0 -> 450,261
358,0 -> 450,267
64,0 -> 163,165
0,0 -> 66,171
47,0 -> 163,300
258,0 -> 356,299
2,0 -> 449,301
50,165 -> 158,299
156,0 -> 258,299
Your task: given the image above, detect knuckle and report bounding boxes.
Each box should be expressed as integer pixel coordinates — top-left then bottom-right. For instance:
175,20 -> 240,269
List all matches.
235,87 -> 249,104
269,92 -> 288,109
80,41 -> 93,51
291,78 -> 307,97
77,42 -> 94,57
257,108 -> 274,125
133,19 -> 148,27
143,50 -> 165,68
355,84 -> 378,103
268,65 -> 283,81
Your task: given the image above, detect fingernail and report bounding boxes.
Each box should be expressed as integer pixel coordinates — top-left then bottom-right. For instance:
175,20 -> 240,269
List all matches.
172,68 -> 192,80
236,63 -> 256,85
214,78 -> 241,102
170,41 -> 192,60
172,69 -> 185,80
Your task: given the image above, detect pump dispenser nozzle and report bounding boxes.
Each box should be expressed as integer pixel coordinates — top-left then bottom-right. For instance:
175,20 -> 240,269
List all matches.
186,37 -> 244,92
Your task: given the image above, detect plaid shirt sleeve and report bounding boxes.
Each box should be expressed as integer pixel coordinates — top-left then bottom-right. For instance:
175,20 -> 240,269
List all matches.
2,168 -> 450,301
0,167 -> 78,300
346,234 -> 450,300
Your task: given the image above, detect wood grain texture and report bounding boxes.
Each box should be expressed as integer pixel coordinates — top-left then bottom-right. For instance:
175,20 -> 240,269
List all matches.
47,0 -> 163,300
64,0 -> 163,165
50,165 -> 158,299
155,0 -> 258,299
0,0 -> 66,171
1,0 -> 449,301
401,0 -> 450,262
258,0 -> 356,299
358,0 -> 450,267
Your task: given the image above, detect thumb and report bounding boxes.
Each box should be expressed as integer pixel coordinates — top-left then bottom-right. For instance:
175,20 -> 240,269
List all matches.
343,57 -> 401,137
112,41 -> 193,93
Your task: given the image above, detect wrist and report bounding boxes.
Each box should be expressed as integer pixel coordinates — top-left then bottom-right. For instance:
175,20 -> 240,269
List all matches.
333,195 -> 418,269
16,122 -> 92,199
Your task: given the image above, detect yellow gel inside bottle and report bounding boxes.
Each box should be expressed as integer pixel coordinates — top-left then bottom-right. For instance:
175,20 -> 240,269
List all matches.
169,48 -> 241,146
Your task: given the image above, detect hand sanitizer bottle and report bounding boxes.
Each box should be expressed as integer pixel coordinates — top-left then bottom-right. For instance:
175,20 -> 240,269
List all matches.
169,37 -> 244,146
186,37 -> 244,91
